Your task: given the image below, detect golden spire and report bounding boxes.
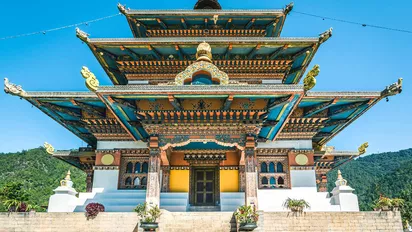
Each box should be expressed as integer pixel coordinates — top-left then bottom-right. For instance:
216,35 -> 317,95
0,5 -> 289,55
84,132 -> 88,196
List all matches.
335,170 -> 347,187
65,170 -> 71,181
80,66 -> 99,92
196,42 -> 212,62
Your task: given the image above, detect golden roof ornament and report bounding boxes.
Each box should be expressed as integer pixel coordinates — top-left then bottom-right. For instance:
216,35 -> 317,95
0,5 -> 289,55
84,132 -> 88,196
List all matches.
335,170 -> 348,187
303,65 -> 319,91
175,42 -> 229,85
196,41 -> 213,62
319,27 -> 333,44
358,142 -> 369,155
80,66 -> 99,92
44,142 -> 55,155
4,78 -> 26,97
381,78 -> 403,101
117,3 -> 128,15
76,28 -> 89,43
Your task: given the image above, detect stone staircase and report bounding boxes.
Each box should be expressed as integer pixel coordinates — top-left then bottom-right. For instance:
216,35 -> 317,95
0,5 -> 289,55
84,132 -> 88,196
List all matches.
157,211 -> 237,232
74,190 -> 146,212
160,192 -> 188,212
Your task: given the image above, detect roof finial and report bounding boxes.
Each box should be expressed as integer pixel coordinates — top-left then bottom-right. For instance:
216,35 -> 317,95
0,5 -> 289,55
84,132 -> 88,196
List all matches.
60,170 -> 73,187
4,78 -> 26,98
117,3 -> 127,15
194,0 -> 222,10
358,142 -> 369,155
80,66 -> 99,92
44,142 -> 55,155
381,78 -> 403,101
303,65 -> 319,91
319,27 -> 333,44
335,170 -> 347,187
196,41 -> 213,62
76,28 -> 89,43
284,2 -> 294,15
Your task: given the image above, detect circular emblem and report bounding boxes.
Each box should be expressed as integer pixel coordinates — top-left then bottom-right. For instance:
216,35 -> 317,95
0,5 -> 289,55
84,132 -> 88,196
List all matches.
295,154 -> 308,166
101,154 -> 114,166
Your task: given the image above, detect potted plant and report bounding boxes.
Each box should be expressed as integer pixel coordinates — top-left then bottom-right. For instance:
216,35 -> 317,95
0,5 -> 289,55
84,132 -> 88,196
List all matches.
134,202 -> 162,231
85,202 -> 105,220
234,205 -> 259,231
283,198 -> 310,214
375,196 -> 392,211
391,198 -> 404,211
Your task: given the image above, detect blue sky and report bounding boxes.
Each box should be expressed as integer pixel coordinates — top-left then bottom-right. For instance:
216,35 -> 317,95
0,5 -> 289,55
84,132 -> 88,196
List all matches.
0,0 -> 410,154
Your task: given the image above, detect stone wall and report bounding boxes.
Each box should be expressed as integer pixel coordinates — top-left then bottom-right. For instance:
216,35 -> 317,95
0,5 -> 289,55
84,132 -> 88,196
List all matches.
0,211 -> 403,232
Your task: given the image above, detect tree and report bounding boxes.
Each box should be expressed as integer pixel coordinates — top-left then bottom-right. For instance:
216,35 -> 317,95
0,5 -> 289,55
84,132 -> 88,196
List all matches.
0,182 -> 34,212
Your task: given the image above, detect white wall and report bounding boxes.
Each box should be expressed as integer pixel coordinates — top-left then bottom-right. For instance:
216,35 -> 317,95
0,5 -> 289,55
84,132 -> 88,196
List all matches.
93,170 -> 120,192
290,170 -> 317,188
96,141 -> 147,149
257,140 -> 312,149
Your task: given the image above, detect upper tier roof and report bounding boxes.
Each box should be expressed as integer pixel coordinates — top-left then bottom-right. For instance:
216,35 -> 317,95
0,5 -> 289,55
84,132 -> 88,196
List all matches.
78,35 -> 331,85
117,2 -> 293,38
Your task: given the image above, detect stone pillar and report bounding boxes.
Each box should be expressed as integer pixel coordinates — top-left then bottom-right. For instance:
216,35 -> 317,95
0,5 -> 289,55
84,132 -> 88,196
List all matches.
161,166 -> 170,192
85,168 -> 94,192
146,137 -> 161,207
245,147 -> 258,207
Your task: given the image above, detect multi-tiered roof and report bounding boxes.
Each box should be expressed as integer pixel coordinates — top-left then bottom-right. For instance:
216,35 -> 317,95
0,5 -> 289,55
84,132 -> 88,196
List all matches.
4,1 -> 402,171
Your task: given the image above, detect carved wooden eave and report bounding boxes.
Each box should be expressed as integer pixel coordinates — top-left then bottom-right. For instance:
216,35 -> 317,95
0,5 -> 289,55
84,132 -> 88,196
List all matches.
256,148 -> 291,155
97,149 -> 149,155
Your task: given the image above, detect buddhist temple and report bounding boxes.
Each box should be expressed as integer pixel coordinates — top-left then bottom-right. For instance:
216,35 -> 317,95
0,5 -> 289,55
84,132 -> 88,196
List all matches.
4,0 -> 402,213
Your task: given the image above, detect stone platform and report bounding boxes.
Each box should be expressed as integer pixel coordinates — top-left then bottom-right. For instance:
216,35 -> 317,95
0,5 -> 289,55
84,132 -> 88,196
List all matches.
0,211 -> 403,232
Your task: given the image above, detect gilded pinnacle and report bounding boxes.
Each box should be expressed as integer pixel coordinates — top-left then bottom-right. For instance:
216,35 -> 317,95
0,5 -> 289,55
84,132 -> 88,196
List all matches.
65,170 -> 71,181
196,42 -> 213,62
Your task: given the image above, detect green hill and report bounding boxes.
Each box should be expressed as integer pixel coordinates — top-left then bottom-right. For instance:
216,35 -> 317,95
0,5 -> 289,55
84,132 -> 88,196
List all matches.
0,147 -> 86,211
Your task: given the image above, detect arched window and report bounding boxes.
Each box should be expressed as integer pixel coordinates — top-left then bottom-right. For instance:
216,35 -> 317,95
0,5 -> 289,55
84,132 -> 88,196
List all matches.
125,177 -> 132,186
142,162 -> 148,173
278,177 -> 285,185
260,162 -> 268,173
269,162 -> 275,173
141,177 -> 147,186
126,162 -> 133,173
276,162 -> 284,173
135,162 -> 141,173
133,177 -> 140,186
262,177 -> 268,185
270,177 -> 276,185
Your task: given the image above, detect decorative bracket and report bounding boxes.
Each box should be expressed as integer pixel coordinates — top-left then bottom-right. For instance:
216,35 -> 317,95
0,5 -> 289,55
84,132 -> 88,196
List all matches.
4,78 -> 26,97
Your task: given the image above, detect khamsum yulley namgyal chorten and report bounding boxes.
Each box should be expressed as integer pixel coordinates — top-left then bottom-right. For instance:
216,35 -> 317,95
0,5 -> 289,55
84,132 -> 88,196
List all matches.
4,0 -> 403,213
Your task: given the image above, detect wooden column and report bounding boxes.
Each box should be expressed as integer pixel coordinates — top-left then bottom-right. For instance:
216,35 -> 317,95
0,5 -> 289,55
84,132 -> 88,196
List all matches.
318,174 -> 328,192
85,168 -> 94,192
146,137 -> 161,207
244,136 -> 258,207
239,165 -> 246,192
161,166 -> 170,192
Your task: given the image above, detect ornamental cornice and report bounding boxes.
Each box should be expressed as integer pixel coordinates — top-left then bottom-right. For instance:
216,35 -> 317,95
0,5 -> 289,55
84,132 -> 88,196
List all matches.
88,37 -> 319,44
94,166 -> 119,170
23,92 -> 97,98
306,91 -> 381,97
256,148 -> 291,155
98,84 -> 304,93
125,9 -> 284,15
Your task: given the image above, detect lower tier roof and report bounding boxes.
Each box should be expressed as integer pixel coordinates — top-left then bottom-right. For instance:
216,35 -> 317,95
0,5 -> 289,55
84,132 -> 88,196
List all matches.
4,79 -> 402,149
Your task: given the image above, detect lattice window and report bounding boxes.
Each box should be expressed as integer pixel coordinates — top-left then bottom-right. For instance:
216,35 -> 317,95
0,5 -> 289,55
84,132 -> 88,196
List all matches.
119,156 -> 149,189
258,157 -> 290,189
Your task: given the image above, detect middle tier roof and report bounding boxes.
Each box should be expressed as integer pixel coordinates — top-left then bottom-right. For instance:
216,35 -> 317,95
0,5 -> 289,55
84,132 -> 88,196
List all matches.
83,37 -> 324,85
